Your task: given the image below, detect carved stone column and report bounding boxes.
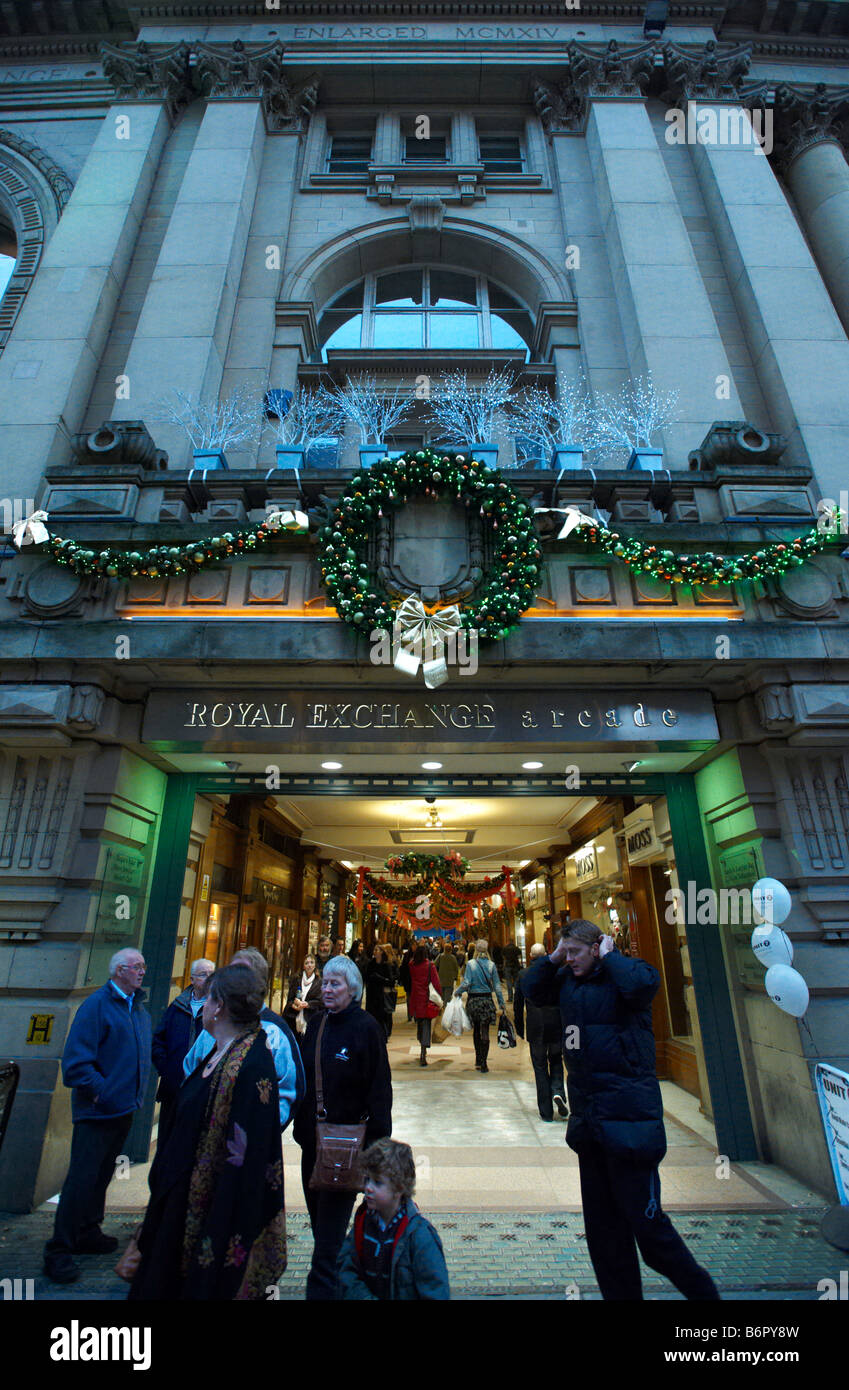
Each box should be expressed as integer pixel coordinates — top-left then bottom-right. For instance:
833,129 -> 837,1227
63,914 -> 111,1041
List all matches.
0,43 -> 186,501
682,56 -> 849,500
110,42 -> 317,468
774,84 -> 849,338
536,40 -> 745,463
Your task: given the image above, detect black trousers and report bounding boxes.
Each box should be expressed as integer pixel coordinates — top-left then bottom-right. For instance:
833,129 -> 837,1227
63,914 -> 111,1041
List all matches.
529,1040 -> 565,1120
577,1140 -> 720,1301
472,1020 -> 490,1066
300,1146 -> 357,1300
416,1018 -> 432,1048
45,1114 -> 133,1257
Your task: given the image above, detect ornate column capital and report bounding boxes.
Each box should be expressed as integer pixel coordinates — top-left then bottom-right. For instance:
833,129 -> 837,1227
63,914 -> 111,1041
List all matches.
100,40 -> 194,122
772,82 -> 849,170
533,38 -> 657,135
661,40 -> 752,105
192,40 -> 319,133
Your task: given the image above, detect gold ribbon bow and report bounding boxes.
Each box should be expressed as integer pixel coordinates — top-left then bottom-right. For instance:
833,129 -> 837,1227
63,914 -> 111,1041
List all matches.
393,596 -> 463,689
533,505 -> 598,539
263,508 -> 309,534
12,509 -> 50,548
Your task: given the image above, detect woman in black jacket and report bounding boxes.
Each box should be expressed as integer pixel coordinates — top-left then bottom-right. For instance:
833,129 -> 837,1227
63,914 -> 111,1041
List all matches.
364,945 -> 395,1039
294,955 -> 392,1301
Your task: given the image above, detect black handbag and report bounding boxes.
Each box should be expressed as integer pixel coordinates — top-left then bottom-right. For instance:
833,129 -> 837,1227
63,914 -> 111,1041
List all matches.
497,1012 -> 517,1049
384,985 -> 398,1011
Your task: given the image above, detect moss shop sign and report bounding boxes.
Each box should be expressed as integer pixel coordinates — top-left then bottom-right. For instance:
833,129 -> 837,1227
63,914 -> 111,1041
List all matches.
143,689 -> 717,749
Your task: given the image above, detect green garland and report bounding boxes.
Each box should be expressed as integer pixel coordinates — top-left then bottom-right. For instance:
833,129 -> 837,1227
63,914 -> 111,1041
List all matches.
568,516 -> 835,587
317,448 -> 542,643
386,851 -> 469,878
43,518 -> 294,580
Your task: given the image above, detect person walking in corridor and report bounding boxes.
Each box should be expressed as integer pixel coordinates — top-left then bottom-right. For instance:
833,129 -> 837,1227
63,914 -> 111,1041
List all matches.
408,945 -> 442,1066
454,940 -> 504,1073
514,943 -> 568,1122
522,918 -> 720,1301
436,941 -> 460,1005
43,948 -> 151,1284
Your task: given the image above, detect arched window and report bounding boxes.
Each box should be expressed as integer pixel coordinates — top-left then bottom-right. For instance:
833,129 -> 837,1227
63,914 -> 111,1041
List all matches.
0,220 -> 16,304
318,267 -> 533,358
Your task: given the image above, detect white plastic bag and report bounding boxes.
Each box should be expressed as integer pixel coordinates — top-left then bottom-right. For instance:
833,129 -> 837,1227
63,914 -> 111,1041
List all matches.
442,994 -> 470,1038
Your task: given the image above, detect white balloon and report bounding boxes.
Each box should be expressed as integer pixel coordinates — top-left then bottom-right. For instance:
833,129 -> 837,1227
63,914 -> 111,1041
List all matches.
764,963 -> 809,1018
752,877 -> 792,926
751,926 -> 794,967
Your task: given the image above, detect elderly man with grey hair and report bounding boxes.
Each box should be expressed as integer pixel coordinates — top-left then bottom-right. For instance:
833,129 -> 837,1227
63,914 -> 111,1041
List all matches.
293,954 -> 393,1300
151,957 -> 215,1146
43,946 -> 151,1284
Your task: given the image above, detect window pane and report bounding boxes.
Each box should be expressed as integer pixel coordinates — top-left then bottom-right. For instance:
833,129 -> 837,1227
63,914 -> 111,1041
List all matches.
327,134 -> 372,173
321,312 -> 363,351
404,136 -> 447,163
375,269 -> 423,306
0,253 -> 14,300
305,438 -> 340,468
479,135 -> 523,173
373,312 -> 424,348
490,312 -> 532,350
430,269 -> 477,308
428,312 -> 479,349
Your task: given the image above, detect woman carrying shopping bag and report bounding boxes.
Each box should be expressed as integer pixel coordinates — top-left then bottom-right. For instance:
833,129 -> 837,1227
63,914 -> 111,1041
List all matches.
408,945 -> 442,1067
454,940 -> 505,1073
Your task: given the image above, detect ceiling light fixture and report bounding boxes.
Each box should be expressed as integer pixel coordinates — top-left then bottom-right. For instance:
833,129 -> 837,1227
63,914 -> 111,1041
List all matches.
321,761 -> 343,770
522,761 -> 543,770
421,761 -> 442,770
623,760 -> 642,773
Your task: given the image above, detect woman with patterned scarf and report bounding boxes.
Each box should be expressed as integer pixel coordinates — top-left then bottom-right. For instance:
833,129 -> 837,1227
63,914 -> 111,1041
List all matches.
129,963 -> 287,1300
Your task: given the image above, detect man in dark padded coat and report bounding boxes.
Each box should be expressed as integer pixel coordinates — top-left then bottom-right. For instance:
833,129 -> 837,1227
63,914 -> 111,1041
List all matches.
522,917 -> 719,1301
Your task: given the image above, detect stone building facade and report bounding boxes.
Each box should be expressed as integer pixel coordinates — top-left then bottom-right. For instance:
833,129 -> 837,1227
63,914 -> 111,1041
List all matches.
0,1 -> 848,1212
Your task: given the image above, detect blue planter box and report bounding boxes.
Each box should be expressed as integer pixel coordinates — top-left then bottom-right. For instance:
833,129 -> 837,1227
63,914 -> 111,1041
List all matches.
192,447 -> 229,470
627,447 -> 664,471
274,446 -> 305,470
551,445 -> 584,470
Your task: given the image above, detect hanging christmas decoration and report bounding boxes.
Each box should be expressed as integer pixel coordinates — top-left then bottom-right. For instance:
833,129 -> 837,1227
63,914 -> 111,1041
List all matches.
12,509 -> 309,579
385,851 -> 470,880
317,449 -> 541,645
534,505 -> 839,587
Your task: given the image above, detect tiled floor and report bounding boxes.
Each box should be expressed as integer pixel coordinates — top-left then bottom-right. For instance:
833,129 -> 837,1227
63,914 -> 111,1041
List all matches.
14,1015 -> 838,1301
98,1014 -> 824,1217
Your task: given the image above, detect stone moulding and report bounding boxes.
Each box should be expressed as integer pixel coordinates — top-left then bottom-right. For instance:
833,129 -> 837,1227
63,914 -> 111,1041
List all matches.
660,39 -> 752,104
688,421 -> 788,472
100,38 -> 319,132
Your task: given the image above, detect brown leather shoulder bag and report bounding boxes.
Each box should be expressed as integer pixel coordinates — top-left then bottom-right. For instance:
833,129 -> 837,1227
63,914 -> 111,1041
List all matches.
308,1014 -> 368,1192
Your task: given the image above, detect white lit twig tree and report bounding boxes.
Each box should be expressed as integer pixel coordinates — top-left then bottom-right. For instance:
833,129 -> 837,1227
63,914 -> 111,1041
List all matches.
159,384 -> 262,453
266,387 -> 338,449
590,374 -> 679,462
320,375 -> 412,445
507,376 -> 594,460
424,368 -> 516,445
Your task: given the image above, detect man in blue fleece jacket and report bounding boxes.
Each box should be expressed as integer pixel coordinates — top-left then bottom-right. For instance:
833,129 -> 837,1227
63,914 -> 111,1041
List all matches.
43,947 -> 151,1284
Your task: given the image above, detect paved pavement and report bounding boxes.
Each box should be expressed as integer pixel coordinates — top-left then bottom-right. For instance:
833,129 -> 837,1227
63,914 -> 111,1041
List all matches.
3,1016 -> 842,1302
0,1207 -> 843,1301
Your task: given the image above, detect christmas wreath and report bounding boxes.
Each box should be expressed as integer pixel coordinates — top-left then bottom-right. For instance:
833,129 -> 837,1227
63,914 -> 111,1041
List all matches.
385,851 -> 470,879
316,448 -> 542,643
